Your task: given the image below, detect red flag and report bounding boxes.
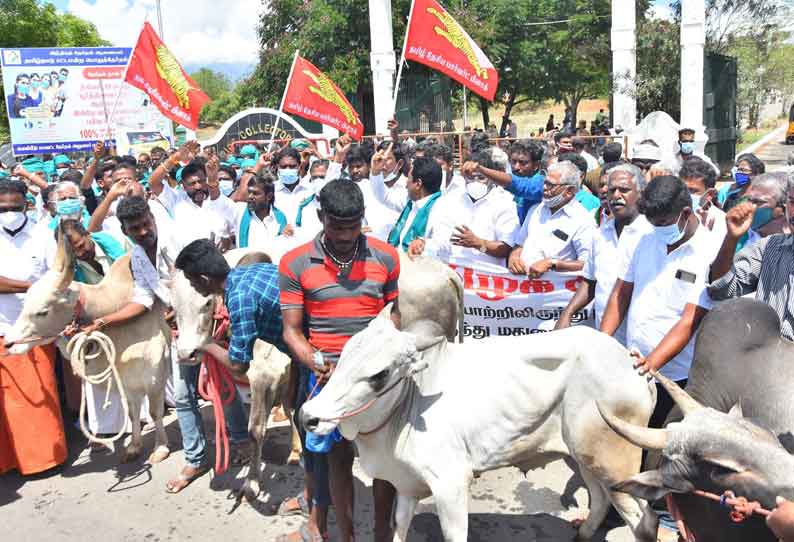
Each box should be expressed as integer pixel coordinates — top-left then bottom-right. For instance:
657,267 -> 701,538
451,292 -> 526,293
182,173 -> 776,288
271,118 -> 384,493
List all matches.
124,22 -> 209,130
402,0 -> 498,101
282,56 -> 364,141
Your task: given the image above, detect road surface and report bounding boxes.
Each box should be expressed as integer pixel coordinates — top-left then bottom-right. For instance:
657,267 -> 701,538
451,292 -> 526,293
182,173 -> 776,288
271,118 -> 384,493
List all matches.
1,407 -> 637,542
752,131 -> 790,173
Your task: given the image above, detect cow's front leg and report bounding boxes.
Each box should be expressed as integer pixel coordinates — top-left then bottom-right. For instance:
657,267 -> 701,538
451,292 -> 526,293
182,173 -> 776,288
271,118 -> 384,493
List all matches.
431,476 -> 470,542
393,494 -> 418,542
147,387 -> 170,463
121,393 -> 143,463
240,381 -> 272,502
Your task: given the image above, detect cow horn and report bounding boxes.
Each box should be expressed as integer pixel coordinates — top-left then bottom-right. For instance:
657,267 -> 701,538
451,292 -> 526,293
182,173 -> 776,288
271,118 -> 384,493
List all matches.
650,370 -> 703,416
596,401 -> 668,451
53,223 -> 75,291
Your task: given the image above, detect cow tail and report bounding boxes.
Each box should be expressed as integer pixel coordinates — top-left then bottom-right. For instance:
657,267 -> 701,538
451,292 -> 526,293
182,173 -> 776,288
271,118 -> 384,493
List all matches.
448,273 -> 465,343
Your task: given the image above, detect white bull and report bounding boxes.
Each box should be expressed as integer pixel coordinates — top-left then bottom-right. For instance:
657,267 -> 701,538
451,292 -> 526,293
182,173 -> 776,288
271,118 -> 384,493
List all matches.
170,250 -> 465,502
4,236 -> 171,464
300,309 -> 659,542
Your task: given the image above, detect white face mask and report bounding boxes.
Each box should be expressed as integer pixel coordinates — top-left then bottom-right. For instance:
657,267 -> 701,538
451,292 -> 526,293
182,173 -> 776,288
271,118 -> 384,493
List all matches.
0,211 -> 27,231
465,181 -> 490,201
543,191 -> 568,209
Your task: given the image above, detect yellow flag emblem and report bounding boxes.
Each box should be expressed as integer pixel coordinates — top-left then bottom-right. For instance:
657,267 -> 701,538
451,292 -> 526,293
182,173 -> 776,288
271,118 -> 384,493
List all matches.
427,7 -> 488,80
155,45 -> 197,109
303,69 -> 358,126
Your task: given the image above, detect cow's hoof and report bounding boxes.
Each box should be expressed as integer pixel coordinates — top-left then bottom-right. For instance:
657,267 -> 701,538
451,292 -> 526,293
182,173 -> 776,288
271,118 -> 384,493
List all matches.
121,449 -> 142,463
239,480 -> 260,502
148,446 -> 171,464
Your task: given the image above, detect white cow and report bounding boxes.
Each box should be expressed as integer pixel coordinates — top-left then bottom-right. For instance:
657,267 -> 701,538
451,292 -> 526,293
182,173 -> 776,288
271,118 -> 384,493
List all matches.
300,308 -> 659,542
4,236 -> 172,463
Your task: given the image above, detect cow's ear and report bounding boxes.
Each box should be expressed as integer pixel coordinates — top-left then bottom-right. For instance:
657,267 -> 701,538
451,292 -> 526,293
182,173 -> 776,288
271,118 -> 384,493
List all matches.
612,471 -> 672,501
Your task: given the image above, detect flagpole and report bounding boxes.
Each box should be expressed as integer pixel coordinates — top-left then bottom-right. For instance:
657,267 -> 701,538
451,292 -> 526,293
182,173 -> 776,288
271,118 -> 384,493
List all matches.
269,49 -> 300,151
391,0 -> 416,113
106,27 -> 140,141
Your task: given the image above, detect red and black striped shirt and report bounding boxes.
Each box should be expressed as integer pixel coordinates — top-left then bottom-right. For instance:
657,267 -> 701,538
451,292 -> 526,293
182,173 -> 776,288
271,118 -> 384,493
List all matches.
279,234 -> 400,363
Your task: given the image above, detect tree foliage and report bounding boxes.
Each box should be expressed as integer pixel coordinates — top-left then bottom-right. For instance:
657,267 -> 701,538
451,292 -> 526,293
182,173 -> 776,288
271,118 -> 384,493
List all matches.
190,68 -> 232,101
0,0 -> 109,139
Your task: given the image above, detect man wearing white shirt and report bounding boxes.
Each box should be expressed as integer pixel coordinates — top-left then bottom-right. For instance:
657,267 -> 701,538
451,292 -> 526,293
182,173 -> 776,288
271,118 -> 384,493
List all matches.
555,164 -> 651,343
508,161 -> 595,278
430,143 -> 465,195
273,147 -> 315,226
600,175 -> 721,430
432,151 -> 518,268
679,157 -> 727,243
147,143 -> 229,248
370,149 -> 446,258
233,173 -> 297,263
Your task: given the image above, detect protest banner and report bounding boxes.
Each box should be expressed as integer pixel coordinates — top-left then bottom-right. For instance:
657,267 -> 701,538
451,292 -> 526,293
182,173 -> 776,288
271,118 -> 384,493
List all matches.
397,0 -> 499,102
448,260 -> 595,340
1,47 -> 172,155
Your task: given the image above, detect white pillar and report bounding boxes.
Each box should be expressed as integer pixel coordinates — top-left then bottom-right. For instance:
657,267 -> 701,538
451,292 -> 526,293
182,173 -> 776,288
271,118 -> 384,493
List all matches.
369,0 -> 396,135
611,0 -> 637,131
680,0 -> 705,135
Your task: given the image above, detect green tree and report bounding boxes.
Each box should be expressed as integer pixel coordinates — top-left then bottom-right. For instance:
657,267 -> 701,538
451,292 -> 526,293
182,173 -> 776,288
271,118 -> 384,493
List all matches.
0,0 -> 109,139
189,68 -> 232,101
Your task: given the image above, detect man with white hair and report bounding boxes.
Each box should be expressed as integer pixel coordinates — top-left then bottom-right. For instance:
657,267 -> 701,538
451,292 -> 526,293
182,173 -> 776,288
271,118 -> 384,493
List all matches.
730,172 -> 791,250
508,161 -> 595,277
555,164 -> 651,343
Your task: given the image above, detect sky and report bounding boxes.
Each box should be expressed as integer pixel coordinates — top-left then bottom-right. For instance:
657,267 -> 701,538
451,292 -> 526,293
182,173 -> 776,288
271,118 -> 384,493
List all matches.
45,0 -> 261,75
44,0 -> 675,76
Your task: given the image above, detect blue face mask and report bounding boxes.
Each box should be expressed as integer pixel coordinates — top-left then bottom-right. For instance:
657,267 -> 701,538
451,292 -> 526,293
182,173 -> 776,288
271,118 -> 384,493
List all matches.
680,141 -> 696,155
26,210 -> 38,224
59,74 -> 67,82
278,168 -> 300,185
750,206 -> 775,231
56,198 -> 83,217
734,171 -> 751,186
690,193 -> 702,212
17,84 -> 29,95
41,79 -> 50,89
219,180 -> 234,197
653,212 -> 686,246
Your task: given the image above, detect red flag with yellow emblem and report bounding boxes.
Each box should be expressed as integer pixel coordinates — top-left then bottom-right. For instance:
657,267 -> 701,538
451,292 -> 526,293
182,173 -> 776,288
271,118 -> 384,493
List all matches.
282,55 -> 364,140
124,22 -> 210,130
402,0 -> 498,101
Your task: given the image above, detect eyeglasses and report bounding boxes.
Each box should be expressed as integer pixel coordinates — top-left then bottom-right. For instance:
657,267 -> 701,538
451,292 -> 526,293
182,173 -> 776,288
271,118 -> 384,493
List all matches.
543,180 -> 567,189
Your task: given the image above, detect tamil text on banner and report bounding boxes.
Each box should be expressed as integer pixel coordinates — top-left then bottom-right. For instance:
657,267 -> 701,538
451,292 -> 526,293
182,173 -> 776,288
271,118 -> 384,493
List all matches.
403,0 -> 498,101
448,260 -> 594,341
0,47 -> 172,155
125,22 -> 209,131
282,56 -> 364,141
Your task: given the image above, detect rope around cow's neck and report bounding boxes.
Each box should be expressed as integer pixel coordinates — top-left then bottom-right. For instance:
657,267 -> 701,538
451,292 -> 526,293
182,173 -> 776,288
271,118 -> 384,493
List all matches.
68,331 -> 130,447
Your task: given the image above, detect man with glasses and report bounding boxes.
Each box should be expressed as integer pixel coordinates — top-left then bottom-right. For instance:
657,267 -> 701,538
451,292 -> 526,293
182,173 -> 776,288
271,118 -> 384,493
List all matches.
465,141 -> 545,222
508,161 -> 594,278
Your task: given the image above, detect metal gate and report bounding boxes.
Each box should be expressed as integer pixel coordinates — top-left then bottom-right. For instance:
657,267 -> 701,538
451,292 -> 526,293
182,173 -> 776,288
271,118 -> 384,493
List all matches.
703,52 -> 737,172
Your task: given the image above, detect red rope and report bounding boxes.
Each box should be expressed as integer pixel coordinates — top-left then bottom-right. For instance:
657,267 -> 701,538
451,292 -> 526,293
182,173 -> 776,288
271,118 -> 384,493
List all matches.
668,489 -> 772,542
197,303 -> 235,475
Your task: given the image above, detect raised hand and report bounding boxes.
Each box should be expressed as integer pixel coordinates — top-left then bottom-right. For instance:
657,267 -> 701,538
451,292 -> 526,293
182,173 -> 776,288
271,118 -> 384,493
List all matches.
725,201 -> 756,240
371,142 -> 392,176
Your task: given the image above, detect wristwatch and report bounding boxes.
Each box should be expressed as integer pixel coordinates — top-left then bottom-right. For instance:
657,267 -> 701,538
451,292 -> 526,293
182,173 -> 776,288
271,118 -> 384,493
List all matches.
95,318 -> 108,330
478,241 -> 487,254
550,258 -> 558,271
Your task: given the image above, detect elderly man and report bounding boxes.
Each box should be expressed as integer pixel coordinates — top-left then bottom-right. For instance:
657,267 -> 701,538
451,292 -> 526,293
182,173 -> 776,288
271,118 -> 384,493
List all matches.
508,161 -> 594,278
734,172 -> 790,249
555,164 -> 651,342
0,179 -> 66,475
600,175 -> 721,429
708,179 -> 794,341
431,151 -> 519,268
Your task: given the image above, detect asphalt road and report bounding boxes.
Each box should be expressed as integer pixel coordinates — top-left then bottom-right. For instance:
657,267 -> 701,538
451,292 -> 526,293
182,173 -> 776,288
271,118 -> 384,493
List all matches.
753,131 -> 791,173
0,407 -> 636,542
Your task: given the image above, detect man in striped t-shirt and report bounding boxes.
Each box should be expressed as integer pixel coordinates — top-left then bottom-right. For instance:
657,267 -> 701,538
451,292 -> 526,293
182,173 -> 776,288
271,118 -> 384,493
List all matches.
278,179 -> 401,542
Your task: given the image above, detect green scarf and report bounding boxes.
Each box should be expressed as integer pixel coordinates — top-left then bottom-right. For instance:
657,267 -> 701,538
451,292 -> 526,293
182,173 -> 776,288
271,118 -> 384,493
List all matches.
238,205 -> 287,248
387,192 -> 442,251
74,232 -> 127,284
295,194 -> 316,227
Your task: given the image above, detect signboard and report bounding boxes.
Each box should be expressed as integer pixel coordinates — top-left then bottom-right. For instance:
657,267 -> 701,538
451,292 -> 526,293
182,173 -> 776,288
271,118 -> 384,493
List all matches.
200,107 -> 327,156
449,263 -> 595,340
1,47 -> 172,155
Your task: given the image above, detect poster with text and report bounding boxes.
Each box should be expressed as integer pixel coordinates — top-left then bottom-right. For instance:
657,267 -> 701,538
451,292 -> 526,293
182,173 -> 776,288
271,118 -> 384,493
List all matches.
448,259 -> 595,340
1,47 -> 172,155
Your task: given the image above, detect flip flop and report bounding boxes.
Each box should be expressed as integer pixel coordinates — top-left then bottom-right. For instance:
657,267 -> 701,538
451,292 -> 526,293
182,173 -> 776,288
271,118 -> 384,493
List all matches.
165,464 -> 210,494
277,493 -> 310,517
274,524 -> 326,542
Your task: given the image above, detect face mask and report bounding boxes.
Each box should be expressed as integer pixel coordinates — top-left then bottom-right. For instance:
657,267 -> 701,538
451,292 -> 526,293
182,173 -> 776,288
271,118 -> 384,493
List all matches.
17,84 -> 29,95
653,212 -> 686,246
441,170 -> 448,187
219,180 -> 234,197
750,206 -> 775,231
278,168 -> 299,185
41,79 -> 50,89
26,210 -> 38,224
59,74 -> 67,82
680,141 -> 696,155
384,168 -> 400,184
0,211 -> 26,231
465,181 -> 489,201
734,171 -> 751,186
31,81 -> 40,89
690,193 -> 702,212
543,191 -> 568,209
558,145 -> 574,153
56,198 -> 83,218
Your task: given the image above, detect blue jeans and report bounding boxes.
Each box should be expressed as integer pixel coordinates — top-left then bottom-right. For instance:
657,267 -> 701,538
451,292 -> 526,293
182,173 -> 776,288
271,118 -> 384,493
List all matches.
173,360 -> 249,468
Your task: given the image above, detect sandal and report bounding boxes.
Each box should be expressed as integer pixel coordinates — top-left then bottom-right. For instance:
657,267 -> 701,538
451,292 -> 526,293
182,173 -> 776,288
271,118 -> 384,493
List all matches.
165,464 -> 210,494
277,493 -> 310,517
274,524 -> 326,542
